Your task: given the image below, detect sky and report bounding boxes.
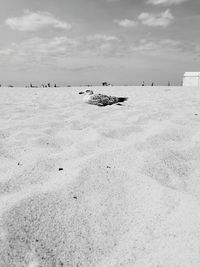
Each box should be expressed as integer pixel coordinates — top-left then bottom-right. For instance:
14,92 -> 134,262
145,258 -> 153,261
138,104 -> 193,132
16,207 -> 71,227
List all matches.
0,0 -> 200,86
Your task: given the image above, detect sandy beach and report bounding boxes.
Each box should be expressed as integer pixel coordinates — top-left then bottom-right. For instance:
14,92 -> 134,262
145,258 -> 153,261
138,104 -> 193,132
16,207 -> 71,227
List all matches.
0,86 -> 200,266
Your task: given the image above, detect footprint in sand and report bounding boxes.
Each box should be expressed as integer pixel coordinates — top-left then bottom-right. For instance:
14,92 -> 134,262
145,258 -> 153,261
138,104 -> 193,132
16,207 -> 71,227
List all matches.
0,130 -> 10,139
142,149 -> 193,191
33,136 -> 65,152
100,125 -> 142,140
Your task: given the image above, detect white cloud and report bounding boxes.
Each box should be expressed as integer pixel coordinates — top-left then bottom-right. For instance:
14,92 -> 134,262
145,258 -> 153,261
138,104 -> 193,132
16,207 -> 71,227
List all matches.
0,35 -> 198,72
0,36 -> 79,67
5,10 -> 71,31
85,34 -> 124,57
130,38 -> 185,55
100,43 -> 113,52
131,39 -> 159,52
0,33 -> 123,67
114,19 -> 138,28
0,48 -> 15,56
138,9 -> 174,27
159,39 -> 181,46
147,0 -> 188,5
87,34 -> 119,42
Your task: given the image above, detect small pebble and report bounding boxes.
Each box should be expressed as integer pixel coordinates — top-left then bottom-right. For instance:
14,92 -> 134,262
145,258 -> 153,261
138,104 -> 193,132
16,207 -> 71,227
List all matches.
73,196 -> 78,200
106,166 -> 111,169
58,168 -> 64,171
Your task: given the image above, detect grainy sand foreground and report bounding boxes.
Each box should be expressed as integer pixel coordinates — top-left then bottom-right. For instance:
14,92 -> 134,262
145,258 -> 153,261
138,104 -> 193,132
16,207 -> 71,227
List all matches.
0,86 -> 200,267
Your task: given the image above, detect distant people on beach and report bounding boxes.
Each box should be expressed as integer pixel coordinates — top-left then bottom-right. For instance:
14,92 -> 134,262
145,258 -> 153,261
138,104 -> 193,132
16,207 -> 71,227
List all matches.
102,82 -> 112,86
102,82 -> 108,86
29,83 -> 38,88
142,81 -> 145,86
151,82 -> 154,86
39,83 -> 52,87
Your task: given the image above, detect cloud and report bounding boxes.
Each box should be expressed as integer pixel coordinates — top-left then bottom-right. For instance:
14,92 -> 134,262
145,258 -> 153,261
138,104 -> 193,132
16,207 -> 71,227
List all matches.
17,36 -> 78,55
85,34 -> 124,57
130,38 -> 189,56
147,0 -> 188,5
138,9 -> 174,27
5,10 -> 71,31
87,34 -> 119,42
131,40 -> 159,52
0,36 -> 79,67
114,19 -> 138,28
0,33 -> 123,67
0,48 -> 15,56
0,35 -> 199,72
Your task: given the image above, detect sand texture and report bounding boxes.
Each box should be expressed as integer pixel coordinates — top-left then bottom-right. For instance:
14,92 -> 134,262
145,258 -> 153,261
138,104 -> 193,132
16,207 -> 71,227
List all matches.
0,86 -> 200,266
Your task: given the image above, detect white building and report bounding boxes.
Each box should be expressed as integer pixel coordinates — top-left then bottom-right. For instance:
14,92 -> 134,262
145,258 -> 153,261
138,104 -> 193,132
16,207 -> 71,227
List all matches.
183,72 -> 200,87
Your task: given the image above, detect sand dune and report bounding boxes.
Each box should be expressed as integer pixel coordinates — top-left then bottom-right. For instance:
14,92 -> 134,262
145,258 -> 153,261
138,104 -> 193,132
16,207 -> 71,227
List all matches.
1,86 -> 200,266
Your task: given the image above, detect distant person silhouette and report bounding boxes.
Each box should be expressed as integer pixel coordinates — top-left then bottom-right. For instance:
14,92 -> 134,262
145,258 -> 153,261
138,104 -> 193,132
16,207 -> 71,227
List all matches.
142,81 -> 145,86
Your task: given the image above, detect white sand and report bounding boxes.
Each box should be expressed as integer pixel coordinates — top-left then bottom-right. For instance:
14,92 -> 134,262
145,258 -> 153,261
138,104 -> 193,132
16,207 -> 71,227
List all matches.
0,86 -> 200,266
